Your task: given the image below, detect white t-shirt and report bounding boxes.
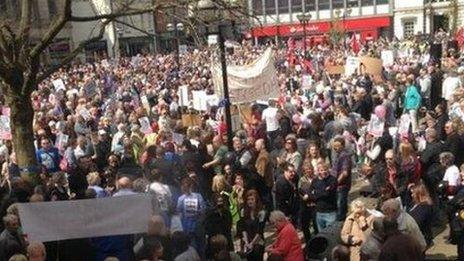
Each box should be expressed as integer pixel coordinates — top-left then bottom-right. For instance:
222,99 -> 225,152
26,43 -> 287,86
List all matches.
442,76 -> 462,101
443,165 -> 461,187
262,107 -> 279,132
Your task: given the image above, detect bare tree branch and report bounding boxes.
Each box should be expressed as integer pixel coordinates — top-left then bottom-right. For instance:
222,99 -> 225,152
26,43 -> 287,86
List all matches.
18,0 -> 31,40
114,19 -> 156,37
30,0 -> 72,59
69,6 -> 163,22
36,20 -> 111,83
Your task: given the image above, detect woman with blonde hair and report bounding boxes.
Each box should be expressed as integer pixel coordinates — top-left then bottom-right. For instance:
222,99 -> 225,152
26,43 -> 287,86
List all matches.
211,174 -> 231,195
340,199 -> 373,261
408,183 -> 434,247
135,215 -> 172,260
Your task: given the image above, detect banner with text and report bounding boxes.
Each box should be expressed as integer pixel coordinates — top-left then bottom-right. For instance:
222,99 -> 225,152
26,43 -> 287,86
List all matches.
18,194 -> 152,242
211,48 -> 279,103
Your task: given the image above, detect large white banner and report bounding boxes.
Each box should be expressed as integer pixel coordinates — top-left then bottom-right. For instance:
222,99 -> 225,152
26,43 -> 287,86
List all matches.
211,48 -> 279,103
18,194 -> 152,242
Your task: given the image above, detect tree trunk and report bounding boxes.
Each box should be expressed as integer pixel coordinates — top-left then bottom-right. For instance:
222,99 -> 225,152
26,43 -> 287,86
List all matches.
7,85 -> 39,184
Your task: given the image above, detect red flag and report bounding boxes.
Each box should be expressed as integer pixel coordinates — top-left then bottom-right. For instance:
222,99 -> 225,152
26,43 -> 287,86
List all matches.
351,34 -> 360,54
456,28 -> 464,47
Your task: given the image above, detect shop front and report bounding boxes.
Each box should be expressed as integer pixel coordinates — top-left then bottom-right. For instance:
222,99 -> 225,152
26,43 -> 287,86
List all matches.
250,16 -> 392,43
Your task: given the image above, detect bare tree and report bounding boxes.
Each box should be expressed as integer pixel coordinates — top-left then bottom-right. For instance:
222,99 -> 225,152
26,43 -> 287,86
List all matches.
0,0 -> 250,182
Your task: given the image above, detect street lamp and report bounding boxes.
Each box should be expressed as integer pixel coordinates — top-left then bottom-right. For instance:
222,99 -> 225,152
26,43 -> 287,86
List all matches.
335,8 -> 351,49
166,22 -> 184,69
197,0 -> 235,151
296,13 -> 311,58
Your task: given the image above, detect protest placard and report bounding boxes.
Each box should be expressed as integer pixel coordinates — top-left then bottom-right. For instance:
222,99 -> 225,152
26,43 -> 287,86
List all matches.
55,133 -> 69,151
301,75 -> 313,89
237,104 -> 252,124
327,65 -> 345,75
345,57 -> 360,76
381,50 -> 394,67
18,194 -> 152,242
177,85 -> 189,107
192,90 -> 207,111
139,117 -> 152,134
398,114 -> 411,136
181,114 -> 201,127
0,115 -> 11,140
140,95 -> 151,115
367,114 -> 385,137
52,79 -> 66,92
359,57 -> 383,77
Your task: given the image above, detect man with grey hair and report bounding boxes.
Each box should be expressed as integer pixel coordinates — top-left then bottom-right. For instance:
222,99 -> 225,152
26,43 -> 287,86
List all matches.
266,210 -> 304,261
360,217 -> 384,261
381,198 -> 426,250
0,214 -> 26,261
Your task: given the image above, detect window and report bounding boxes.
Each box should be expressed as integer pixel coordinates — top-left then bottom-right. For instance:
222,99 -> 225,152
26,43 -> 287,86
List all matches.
292,0 -> 303,12
361,0 -> 373,6
48,0 -> 57,16
319,0 -> 330,10
403,20 -> 415,37
347,0 -> 358,7
278,0 -> 289,14
253,0 -> 264,15
333,0 -> 344,8
265,0 -> 276,15
304,0 -> 315,11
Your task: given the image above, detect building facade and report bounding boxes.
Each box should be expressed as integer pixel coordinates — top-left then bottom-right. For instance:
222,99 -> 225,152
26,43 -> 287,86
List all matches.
393,0 -> 464,39
248,0 -> 393,43
248,0 -> 464,42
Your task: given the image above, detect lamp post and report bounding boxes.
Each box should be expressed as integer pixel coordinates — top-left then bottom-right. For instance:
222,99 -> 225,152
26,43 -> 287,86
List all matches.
166,22 -> 184,69
335,8 -> 351,49
296,13 -> 311,58
197,0 -> 234,151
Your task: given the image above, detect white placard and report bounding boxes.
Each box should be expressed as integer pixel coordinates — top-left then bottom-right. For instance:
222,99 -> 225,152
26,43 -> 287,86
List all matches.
192,90 -> 207,111
345,56 -> 360,76
52,79 -> 66,92
367,114 -> 385,137
18,194 -> 153,242
381,50 -> 394,67
398,114 -> 411,136
139,117 -> 152,134
178,85 -> 189,107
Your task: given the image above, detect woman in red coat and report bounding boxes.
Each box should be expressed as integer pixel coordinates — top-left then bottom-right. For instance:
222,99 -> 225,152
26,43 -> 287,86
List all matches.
266,210 -> 304,261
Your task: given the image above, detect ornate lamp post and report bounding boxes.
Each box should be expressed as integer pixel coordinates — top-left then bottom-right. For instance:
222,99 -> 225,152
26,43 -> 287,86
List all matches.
166,22 -> 184,69
197,0 -> 236,150
296,12 -> 311,58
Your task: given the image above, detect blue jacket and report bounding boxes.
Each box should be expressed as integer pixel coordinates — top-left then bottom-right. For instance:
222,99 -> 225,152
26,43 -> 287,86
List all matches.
404,85 -> 421,110
36,147 -> 61,173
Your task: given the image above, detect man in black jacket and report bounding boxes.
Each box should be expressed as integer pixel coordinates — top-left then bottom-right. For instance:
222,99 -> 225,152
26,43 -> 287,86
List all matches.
275,163 -> 298,224
420,128 -> 445,201
310,162 -> 337,231
444,121 -> 464,167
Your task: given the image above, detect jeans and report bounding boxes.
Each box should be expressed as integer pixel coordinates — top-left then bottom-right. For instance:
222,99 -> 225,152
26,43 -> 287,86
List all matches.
408,109 -> 418,133
316,212 -> 337,232
337,187 -> 349,221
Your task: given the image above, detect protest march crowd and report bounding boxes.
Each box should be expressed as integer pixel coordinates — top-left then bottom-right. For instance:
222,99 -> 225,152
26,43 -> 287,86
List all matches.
2,28 -> 464,261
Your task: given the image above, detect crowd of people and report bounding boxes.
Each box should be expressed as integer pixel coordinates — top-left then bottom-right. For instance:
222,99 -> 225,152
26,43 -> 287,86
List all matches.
0,29 -> 464,261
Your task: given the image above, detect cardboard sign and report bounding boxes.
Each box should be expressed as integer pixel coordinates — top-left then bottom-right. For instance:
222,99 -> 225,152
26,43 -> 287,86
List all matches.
327,65 -> 345,75
52,79 -> 66,92
360,56 -> 383,77
181,114 -> 201,127
0,115 -> 11,140
237,104 -> 252,124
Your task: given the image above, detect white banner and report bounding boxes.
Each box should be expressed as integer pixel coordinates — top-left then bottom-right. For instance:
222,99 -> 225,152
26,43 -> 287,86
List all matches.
381,50 -> 394,67
211,48 -> 279,103
18,194 -> 152,242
